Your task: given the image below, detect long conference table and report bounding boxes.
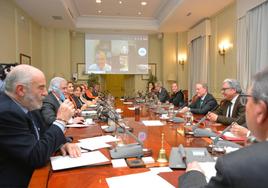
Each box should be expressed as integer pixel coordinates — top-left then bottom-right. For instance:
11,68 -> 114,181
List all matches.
29,100 -> 230,188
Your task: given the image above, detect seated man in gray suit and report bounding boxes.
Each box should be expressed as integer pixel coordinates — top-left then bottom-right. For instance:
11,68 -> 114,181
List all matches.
207,79 -> 245,125
180,83 -> 218,114
179,68 -> 268,188
41,77 -> 84,126
155,81 -> 169,103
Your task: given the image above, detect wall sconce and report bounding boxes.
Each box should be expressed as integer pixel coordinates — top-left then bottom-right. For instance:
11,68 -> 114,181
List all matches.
218,40 -> 232,56
178,54 -> 187,70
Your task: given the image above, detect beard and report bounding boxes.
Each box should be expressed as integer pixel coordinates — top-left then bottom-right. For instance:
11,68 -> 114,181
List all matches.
23,92 -> 44,111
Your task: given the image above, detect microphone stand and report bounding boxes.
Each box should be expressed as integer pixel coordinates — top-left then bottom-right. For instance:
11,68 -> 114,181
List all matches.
108,117 -> 144,159
98,101 -> 144,158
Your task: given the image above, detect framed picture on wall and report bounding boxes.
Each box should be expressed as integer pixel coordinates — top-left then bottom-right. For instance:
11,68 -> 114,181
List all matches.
77,63 -> 88,80
20,53 -> 31,65
142,63 -> 156,80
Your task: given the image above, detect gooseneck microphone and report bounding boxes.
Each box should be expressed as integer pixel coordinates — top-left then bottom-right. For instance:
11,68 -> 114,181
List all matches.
211,123 -> 242,149
192,104 -> 219,137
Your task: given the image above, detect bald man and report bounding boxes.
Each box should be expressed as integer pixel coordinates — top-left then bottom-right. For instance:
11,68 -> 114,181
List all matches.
0,65 -> 80,187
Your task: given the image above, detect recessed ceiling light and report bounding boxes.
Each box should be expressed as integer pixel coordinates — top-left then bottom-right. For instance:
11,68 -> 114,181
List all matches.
138,12 -> 142,15
98,10 -> 102,14
141,1 -> 147,6
96,0 -> 102,3
119,1 -> 122,4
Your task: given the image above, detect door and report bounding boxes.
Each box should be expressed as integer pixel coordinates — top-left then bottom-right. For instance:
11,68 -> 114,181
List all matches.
105,75 -> 124,97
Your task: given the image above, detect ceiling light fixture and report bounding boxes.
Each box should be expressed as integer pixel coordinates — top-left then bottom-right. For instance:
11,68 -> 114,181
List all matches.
119,1 -> 122,4
141,1 -> 147,6
98,10 -> 102,14
138,12 -> 142,15
96,0 -> 102,3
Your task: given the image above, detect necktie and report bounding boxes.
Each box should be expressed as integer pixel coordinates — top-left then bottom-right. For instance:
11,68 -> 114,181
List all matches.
227,102 -> 232,117
200,99 -> 204,107
27,112 -> 40,140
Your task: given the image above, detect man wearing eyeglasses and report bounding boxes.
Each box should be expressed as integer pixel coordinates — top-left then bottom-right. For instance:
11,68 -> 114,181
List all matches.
206,79 -> 245,125
179,68 -> 268,188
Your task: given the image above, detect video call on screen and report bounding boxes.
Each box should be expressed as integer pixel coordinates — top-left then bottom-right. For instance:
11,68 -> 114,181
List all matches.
85,34 -> 148,74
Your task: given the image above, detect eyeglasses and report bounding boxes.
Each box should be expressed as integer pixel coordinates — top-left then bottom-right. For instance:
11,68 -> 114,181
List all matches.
221,87 -> 232,92
240,94 -> 253,106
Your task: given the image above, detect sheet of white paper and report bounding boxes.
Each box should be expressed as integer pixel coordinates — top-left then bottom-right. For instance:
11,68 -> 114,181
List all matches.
123,101 -> 133,105
50,151 -> 109,171
128,107 -> 135,110
66,124 -> 90,128
225,147 -> 239,154
198,162 -> 217,182
79,135 -> 119,143
111,159 -> 128,168
142,120 -> 164,126
101,125 -> 109,130
142,157 -> 155,164
81,110 -> 97,115
149,167 -> 173,174
77,141 -> 111,151
106,171 -> 174,188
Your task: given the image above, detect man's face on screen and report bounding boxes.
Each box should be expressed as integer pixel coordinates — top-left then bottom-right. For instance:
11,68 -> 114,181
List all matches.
96,51 -> 107,69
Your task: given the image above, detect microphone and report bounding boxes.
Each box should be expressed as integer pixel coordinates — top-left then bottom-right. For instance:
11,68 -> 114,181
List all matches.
190,104 -> 219,137
108,118 -> 144,159
210,123 -> 242,150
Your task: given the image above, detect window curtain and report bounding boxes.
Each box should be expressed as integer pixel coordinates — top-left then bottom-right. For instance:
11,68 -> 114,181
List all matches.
237,1 -> 268,91
188,36 -> 209,98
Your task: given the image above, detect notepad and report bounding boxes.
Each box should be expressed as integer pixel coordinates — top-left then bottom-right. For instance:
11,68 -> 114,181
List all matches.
50,151 -> 110,171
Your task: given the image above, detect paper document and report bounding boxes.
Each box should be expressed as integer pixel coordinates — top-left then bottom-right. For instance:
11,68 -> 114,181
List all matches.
50,151 -> 110,171
106,171 -> 174,188
198,162 -> 217,182
66,124 -> 90,128
123,101 -> 133,105
142,120 -> 164,126
142,157 -> 155,164
111,159 -> 128,168
77,141 -> 111,151
149,167 -> 173,174
79,135 -> 119,143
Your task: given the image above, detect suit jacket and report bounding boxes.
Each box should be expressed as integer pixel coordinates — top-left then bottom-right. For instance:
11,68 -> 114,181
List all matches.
0,93 -> 66,187
169,90 -> 184,107
41,92 -> 61,126
157,87 -> 170,103
213,95 -> 245,125
189,93 -> 218,115
179,141 -> 268,188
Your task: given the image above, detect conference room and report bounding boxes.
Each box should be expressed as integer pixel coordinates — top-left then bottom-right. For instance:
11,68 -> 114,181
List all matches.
0,0 -> 268,187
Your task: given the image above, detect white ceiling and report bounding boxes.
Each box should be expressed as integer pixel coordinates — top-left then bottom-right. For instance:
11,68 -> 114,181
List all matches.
14,0 -> 234,33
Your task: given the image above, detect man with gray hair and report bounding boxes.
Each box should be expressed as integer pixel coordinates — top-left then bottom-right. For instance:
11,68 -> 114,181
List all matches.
179,68 -> 268,188
207,79 -> 245,125
0,65 -> 80,187
180,83 -> 218,114
155,81 -> 169,103
41,77 -> 84,126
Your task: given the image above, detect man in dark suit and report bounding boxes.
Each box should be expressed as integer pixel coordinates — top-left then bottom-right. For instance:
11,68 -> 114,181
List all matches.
180,83 -> 217,114
179,68 -> 268,188
0,65 -> 80,187
169,82 -> 184,107
41,77 -> 84,126
207,79 -> 245,125
155,81 -> 169,103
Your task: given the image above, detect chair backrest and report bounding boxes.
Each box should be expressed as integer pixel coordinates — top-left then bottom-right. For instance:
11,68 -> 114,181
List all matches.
182,90 -> 188,105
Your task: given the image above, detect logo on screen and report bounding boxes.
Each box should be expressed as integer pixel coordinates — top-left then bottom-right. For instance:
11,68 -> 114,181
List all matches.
138,48 -> 147,57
